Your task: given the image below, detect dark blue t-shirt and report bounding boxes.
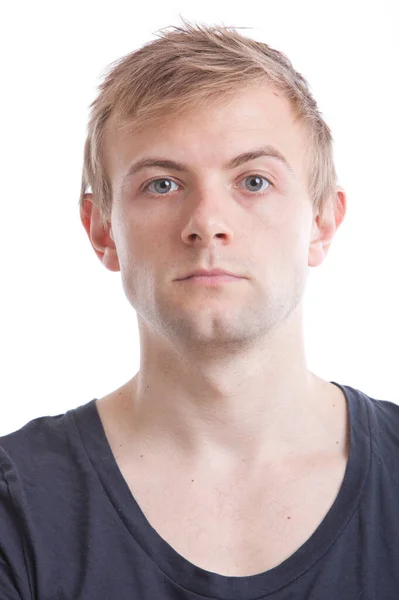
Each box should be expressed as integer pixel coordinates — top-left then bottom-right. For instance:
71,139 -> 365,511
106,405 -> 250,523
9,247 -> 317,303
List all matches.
1,381 -> 399,599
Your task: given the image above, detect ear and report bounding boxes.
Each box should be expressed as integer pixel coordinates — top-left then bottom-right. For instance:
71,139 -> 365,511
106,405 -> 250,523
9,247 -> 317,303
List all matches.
80,193 -> 120,272
308,186 -> 347,268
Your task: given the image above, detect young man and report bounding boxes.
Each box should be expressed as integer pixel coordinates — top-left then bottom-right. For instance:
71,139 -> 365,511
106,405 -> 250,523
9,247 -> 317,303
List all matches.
1,20 -> 398,600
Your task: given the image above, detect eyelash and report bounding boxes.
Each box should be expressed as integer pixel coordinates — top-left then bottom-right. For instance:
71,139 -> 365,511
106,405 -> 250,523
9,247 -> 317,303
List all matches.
141,174 -> 274,197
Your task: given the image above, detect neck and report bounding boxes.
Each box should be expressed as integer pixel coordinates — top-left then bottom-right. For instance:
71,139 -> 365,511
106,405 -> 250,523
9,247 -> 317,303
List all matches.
118,313 -> 339,468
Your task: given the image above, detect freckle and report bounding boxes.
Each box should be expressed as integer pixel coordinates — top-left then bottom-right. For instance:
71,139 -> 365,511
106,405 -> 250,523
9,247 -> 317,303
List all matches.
191,479 -> 195,482
336,441 -> 339,444
333,404 -> 336,407
140,455 -> 144,458
287,516 -> 291,519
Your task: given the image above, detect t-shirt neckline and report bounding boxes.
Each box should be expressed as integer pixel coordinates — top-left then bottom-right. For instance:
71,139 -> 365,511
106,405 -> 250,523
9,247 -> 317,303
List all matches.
71,381 -> 371,599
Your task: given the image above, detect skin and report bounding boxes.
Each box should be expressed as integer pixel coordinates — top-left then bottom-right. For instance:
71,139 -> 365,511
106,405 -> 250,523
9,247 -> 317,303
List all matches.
80,83 -> 347,476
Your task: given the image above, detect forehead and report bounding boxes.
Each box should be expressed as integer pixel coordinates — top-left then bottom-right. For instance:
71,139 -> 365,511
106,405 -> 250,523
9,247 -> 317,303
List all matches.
104,84 -> 310,186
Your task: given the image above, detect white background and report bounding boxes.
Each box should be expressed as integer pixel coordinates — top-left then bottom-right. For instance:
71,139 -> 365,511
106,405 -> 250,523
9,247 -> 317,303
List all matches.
1,0 -> 398,435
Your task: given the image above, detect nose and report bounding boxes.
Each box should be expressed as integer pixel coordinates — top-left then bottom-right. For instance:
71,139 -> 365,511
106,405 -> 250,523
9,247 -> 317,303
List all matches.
180,188 -> 234,247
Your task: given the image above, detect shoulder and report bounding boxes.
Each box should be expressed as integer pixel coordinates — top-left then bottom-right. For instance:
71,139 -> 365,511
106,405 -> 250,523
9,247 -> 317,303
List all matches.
351,384 -> 399,429
0,400 -> 96,491
335,382 -> 399,421
365,391 -> 399,448
1,409 -> 70,471
341,383 -> 399,459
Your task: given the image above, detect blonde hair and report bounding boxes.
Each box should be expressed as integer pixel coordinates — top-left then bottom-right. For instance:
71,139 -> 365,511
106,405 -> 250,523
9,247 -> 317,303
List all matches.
79,18 -> 338,228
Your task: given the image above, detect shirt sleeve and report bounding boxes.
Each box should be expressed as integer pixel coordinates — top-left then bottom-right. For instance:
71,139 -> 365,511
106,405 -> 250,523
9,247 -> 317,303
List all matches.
0,557 -> 24,599
0,446 -> 33,599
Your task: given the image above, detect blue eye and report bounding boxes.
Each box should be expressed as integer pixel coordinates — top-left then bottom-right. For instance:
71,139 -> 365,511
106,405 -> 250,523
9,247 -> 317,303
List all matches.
239,175 -> 271,193
145,179 -> 179,194
143,174 -> 272,196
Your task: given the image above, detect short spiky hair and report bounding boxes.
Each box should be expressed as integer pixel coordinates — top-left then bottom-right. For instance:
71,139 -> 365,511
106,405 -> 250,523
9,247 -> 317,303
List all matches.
79,18 -> 338,228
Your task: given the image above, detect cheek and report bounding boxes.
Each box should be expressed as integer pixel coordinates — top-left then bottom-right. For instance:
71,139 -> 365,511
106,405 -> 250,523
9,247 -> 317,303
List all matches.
118,229 -> 163,300
260,216 -> 310,278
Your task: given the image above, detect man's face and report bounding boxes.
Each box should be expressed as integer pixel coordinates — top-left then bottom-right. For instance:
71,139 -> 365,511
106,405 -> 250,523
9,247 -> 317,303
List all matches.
102,84 -> 322,349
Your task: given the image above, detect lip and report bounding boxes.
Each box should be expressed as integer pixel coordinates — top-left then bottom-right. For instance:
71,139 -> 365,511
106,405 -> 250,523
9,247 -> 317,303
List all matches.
177,269 -> 242,281
181,274 -> 241,286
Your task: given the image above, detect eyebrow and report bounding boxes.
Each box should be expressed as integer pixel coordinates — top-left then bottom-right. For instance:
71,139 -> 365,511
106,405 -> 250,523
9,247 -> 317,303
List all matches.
121,145 -> 295,183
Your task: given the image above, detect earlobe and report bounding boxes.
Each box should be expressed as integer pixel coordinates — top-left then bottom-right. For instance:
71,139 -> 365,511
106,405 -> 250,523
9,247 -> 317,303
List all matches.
80,194 -> 120,273
308,186 -> 347,268
335,187 -> 347,230
308,219 -> 328,268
